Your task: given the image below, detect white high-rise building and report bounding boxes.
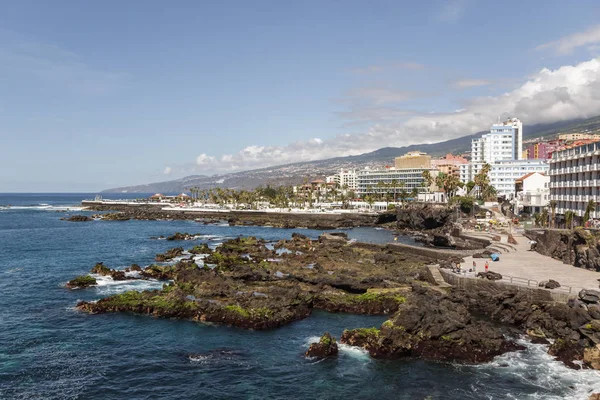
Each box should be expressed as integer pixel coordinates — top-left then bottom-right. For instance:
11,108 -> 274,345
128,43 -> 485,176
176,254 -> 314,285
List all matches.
464,118 -> 524,183
333,169 -> 358,190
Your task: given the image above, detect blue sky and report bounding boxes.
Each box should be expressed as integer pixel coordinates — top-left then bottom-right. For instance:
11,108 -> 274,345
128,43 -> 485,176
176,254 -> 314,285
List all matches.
3,0 -> 600,191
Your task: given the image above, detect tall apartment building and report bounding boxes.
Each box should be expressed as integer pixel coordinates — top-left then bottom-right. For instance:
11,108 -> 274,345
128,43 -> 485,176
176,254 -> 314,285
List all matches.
466,118 -> 523,182
334,169 -> 358,190
549,141 -> 600,219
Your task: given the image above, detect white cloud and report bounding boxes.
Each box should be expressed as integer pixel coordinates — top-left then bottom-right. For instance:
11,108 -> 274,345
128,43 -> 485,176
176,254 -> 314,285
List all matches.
453,79 -> 492,89
191,57 -> 600,174
163,166 -> 172,175
537,24 -> 600,56
196,153 -> 216,165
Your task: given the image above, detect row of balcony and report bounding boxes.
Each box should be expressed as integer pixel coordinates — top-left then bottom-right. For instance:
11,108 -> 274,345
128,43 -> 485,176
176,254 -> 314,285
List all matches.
549,194 -> 600,202
548,164 -> 600,175
549,180 -> 600,188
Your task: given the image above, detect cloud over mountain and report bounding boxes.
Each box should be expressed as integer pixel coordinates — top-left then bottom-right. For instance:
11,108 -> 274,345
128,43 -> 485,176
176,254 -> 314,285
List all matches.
194,57 -> 600,174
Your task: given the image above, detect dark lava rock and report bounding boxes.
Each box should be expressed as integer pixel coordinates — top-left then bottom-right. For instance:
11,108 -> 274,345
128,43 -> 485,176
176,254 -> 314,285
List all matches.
395,205 -> 454,230
545,280 -> 561,289
167,232 -> 200,241
63,215 -> 91,222
155,247 -> 185,262
66,275 -> 97,288
580,289 -> 600,304
305,332 -> 338,359
477,271 -> 503,281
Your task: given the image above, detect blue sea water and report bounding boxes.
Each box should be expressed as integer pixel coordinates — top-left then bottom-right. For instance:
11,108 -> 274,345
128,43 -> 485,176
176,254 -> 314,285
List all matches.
1,193 -> 600,400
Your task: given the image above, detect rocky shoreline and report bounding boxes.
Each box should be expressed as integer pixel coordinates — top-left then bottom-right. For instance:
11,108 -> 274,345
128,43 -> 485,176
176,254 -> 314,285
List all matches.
68,229 -> 600,370
80,203 -> 378,229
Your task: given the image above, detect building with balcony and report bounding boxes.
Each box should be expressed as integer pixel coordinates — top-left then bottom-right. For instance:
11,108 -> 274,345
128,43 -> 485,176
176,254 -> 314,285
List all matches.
489,159 -> 549,198
549,141 -> 600,219
356,167 -> 436,198
466,118 -> 523,182
513,172 -> 549,215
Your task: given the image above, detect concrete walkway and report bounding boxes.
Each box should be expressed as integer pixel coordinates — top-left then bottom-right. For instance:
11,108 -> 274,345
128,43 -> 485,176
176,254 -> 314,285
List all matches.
460,232 -> 600,294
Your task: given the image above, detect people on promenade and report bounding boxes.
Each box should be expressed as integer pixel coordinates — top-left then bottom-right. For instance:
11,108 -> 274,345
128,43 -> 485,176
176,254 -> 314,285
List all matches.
472,261 -> 476,273
485,261 -> 489,272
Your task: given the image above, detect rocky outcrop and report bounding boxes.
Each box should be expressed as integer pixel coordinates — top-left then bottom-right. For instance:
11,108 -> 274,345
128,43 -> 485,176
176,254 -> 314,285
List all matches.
525,228 -> 600,271
477,271 -> 502,280
155,247 -> 185,262
91,262 -> 127,281
62,215 -> 91,222
74,235 -> 432,330
395,205 -> 454,230
91,212 -> 130,221
340,285 -> 524,363
167,232 -> 201,241
538,280 -> 561,289
66,275 -> 97,288
305,332 -> 338,358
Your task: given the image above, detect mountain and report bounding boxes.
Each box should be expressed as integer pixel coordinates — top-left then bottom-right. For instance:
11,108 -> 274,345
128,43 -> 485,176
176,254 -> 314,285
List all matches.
102,116 -> 600,194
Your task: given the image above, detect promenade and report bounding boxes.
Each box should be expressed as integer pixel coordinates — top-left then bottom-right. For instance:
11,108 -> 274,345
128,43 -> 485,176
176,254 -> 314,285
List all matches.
459,231 -> 600,294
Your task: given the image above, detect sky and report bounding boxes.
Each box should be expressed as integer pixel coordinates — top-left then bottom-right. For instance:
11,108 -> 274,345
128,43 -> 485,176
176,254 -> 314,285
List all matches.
3,0 -> 600,191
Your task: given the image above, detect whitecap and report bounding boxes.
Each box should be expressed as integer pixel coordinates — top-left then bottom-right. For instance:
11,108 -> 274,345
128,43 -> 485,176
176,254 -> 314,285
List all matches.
91,274 -> 167,295
475,337 -> 600,399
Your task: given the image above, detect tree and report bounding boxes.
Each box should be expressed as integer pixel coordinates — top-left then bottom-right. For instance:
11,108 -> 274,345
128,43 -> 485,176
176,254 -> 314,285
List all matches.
364,194 -> 375,210
540,208 -> 549,228
565,210 -> 575,229
473,163 -> 491,200
549,200 -> 557,228
421,171 -> 433,201
584,200 -> 597,223
466,181 -> 476,194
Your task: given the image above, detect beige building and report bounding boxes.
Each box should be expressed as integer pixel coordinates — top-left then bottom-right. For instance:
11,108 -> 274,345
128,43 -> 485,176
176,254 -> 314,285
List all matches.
394,151 -> 431,169
437,164 -> 460,179
558,133 -> 600,141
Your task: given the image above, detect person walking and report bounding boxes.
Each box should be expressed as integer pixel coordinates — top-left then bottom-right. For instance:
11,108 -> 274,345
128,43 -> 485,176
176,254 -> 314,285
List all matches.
472,261 -> 476,273
485,261 -> 489,272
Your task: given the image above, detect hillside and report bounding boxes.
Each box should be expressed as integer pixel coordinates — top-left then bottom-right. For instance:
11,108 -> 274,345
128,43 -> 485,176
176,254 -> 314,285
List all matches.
102,116 -> 598,194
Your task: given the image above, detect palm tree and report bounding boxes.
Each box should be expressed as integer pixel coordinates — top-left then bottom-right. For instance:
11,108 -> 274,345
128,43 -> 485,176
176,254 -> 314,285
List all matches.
584,200 -> 597,223
549,200 -> 557,228
422,170 -> 433,201
565,210 -> 575,229
540,208 -> 549,228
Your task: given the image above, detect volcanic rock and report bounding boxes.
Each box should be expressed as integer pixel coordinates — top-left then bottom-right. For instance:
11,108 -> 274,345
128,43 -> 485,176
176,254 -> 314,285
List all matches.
305,332 -> 338,358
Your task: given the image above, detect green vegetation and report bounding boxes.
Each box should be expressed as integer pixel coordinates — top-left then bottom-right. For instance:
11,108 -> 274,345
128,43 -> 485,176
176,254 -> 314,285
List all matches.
224,304 -> 251,318
351,327 -> 380,338
320,334 -> 335,346
223,304 -> 274,320
67,275 -> 97,288
189,244 -> 212,254
449,196 -> 474,214
382,320 -> 394,329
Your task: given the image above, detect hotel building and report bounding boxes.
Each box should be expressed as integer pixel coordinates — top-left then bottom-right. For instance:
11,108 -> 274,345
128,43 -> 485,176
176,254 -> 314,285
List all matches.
549,141 -> 600,219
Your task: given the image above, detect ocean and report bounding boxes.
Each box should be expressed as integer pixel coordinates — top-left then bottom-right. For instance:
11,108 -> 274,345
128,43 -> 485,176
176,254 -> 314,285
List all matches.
1,193 -> 599,399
